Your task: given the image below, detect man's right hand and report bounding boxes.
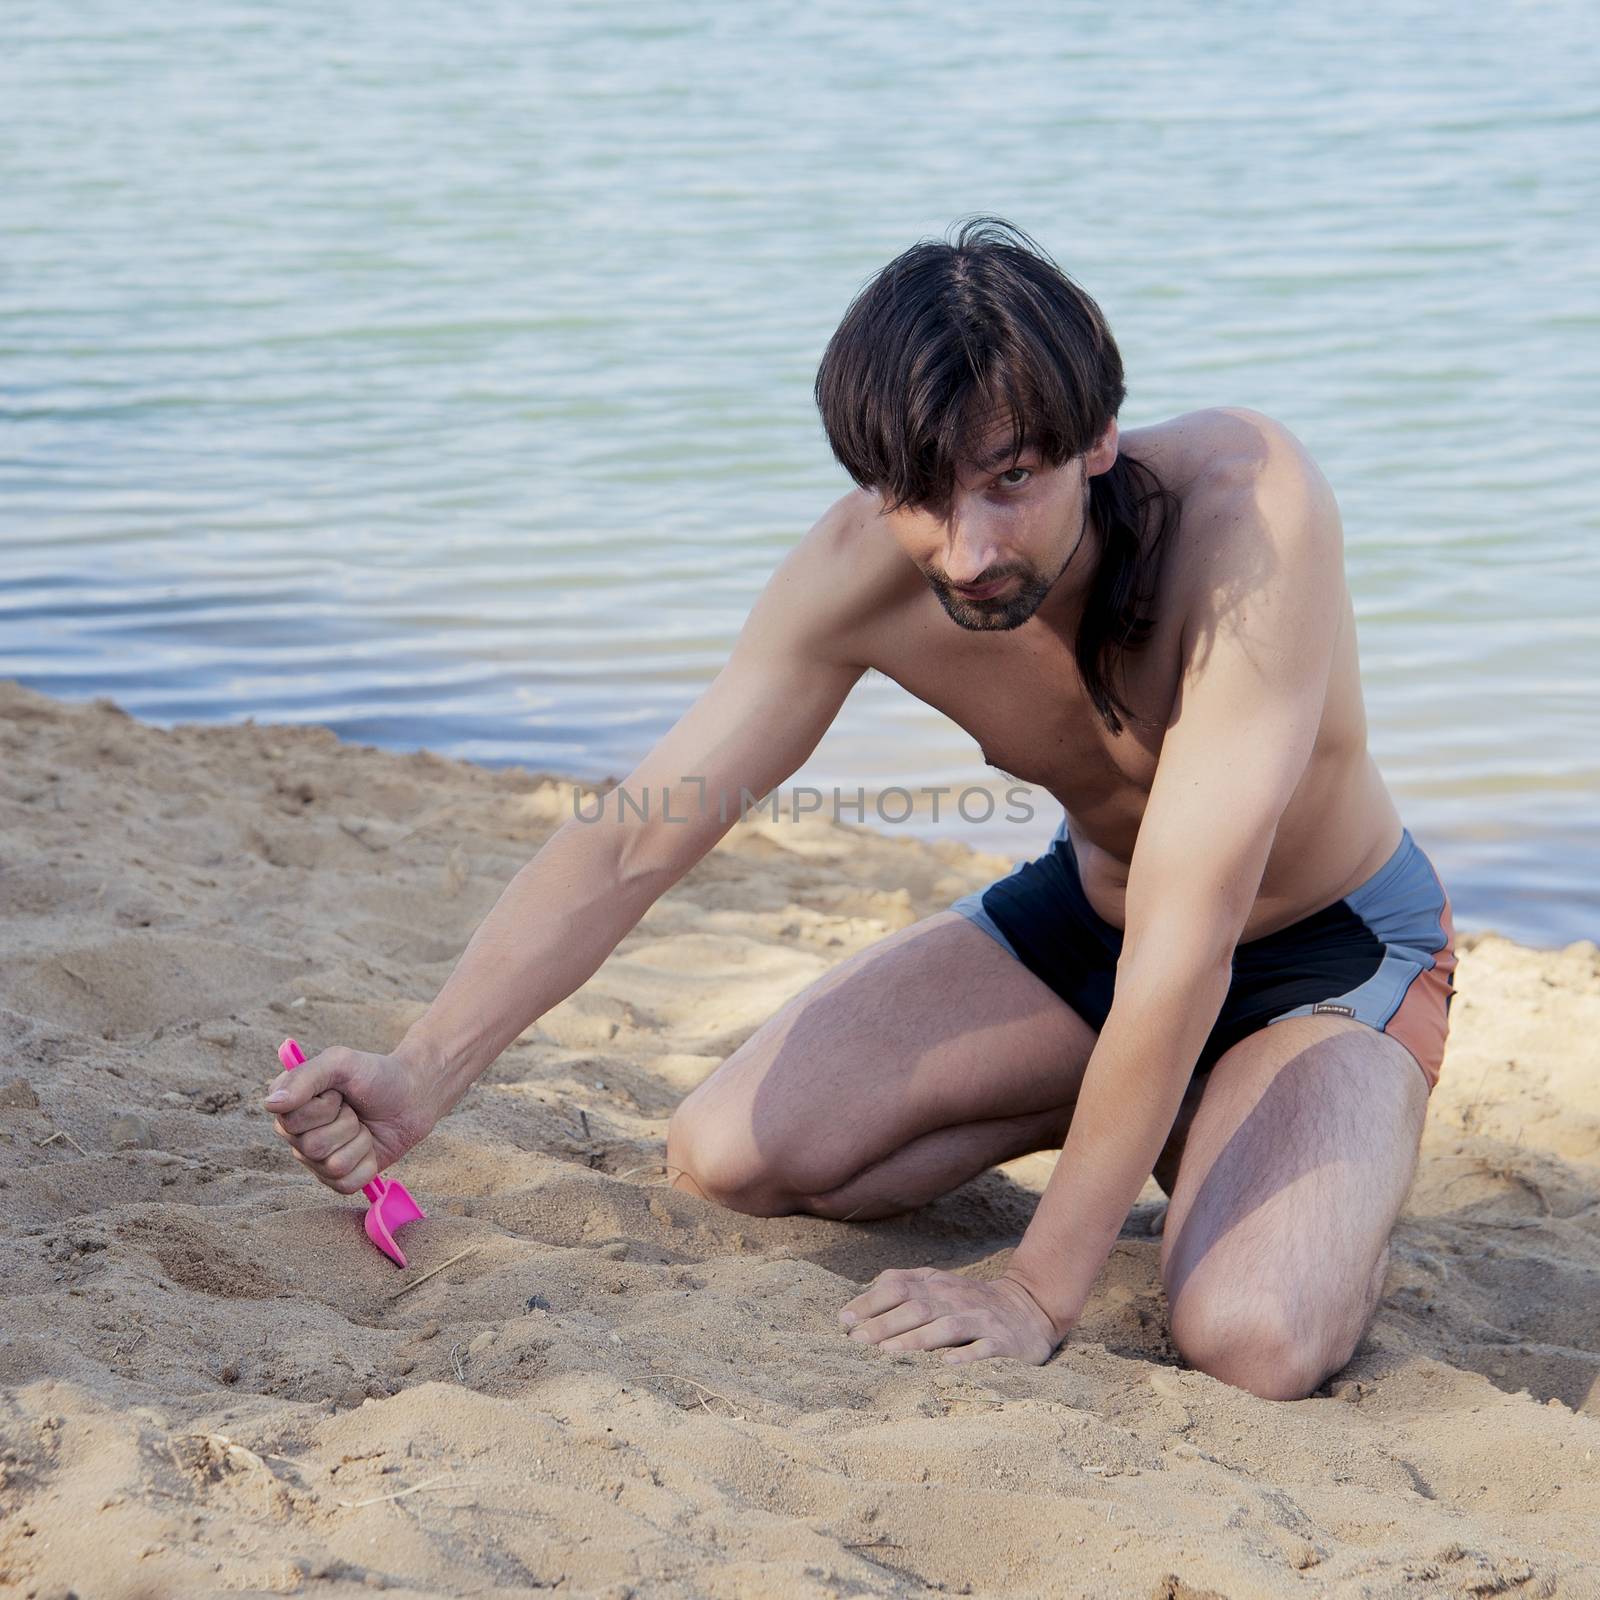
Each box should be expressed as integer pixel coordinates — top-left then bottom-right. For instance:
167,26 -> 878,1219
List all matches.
262,1045 -> 440,1195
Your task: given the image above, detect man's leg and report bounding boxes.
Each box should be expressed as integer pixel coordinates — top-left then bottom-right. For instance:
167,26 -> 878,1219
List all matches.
1159,1013 -> 1431,1400
667,910 -> 1116,1219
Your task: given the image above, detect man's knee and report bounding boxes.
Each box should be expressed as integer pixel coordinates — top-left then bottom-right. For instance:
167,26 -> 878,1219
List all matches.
1170,1294 -> 1345,1402
664,1103 -> 799,1218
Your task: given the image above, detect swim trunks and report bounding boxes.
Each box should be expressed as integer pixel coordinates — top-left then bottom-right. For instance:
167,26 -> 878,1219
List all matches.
950,816 -> 1457,1092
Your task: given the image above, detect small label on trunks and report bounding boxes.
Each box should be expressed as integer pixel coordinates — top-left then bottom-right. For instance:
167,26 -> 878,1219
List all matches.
1312,1002 -> 1357,1017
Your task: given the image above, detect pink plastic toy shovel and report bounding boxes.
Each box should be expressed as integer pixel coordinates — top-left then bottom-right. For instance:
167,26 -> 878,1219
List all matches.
277,1037 -> 425,1268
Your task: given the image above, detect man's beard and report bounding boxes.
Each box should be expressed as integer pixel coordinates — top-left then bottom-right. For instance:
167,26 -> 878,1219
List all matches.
924,505 -> 1093,632
923,565 -> 1054,631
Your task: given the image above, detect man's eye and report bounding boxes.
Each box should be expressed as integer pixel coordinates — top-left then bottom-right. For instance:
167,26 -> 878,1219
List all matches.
997,467 -> 1032,488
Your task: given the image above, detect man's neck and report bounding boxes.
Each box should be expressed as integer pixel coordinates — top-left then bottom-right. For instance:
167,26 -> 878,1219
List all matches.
1030,496 -> 1105,645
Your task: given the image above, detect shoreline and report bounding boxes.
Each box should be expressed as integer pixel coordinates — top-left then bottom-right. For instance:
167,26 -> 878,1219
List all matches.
11,676 -> 1592,949
2,678 -> 1597,1596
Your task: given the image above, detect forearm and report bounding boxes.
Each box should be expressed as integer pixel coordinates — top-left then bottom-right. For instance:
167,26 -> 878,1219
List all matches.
394,817 -> 673,1114
1006,952 -> 1232,1333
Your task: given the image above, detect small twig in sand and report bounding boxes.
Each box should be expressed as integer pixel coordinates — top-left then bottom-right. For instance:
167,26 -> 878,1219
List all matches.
646,1373 -> 745,1418
335,805 -> 463,854
613,1161 -> 692,1187
114,1328 -> 148,1359
35,1130 -> 90,1157
387,1245 -> 482,1301
389,805 -> 465,849
337,819 -> 388,852
449,1342 -> 467,1382
337,1472 -> 458,1509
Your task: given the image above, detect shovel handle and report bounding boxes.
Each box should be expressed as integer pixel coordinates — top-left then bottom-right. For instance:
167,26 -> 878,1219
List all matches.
277,1036 -> 385,1204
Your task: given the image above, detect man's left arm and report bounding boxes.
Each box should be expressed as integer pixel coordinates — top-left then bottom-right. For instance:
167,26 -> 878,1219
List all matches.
1003,416 -> 1347,1338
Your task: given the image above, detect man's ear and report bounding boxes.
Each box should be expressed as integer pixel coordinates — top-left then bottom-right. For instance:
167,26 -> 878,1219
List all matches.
1084,417 -> 1119,477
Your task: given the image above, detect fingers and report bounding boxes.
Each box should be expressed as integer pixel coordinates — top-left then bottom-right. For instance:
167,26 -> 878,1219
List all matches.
846,1296 -> 939,1345
323,1145 -> 381,1196
262,1047 -> 356,1116
942,1337 -> 999,1365
290,1104 -> 363,1164
849,1301 -> 984,1350
286,1126 -> 376,1203
263,1043 -> 399,1198
838,1266 -> 934,1327
837,1268 -> 1023,1361
878,1313 -> 985,1353
273,1088 -> 345,1137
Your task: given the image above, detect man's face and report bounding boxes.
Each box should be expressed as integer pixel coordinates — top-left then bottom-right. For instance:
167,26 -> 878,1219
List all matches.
884,419 -> 1116,632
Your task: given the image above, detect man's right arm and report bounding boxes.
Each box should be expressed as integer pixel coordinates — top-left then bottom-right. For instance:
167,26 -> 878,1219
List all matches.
262,499 -> 876,1189
396,516 -> 868,1113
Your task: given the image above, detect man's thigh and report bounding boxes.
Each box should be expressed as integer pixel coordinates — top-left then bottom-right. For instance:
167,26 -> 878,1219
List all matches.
667,909 -> 1100,1204
1159,1013 -> 1431,1391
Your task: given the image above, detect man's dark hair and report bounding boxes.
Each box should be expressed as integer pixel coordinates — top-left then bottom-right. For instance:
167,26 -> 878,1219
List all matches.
814,215 -> 1178,736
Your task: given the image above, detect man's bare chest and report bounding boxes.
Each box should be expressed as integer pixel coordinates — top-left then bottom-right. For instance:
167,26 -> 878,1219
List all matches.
870,613 -> 1182,854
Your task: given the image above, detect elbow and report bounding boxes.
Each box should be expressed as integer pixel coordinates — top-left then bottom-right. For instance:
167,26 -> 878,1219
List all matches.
530,813 -> 663,904
600,813 -> 708,901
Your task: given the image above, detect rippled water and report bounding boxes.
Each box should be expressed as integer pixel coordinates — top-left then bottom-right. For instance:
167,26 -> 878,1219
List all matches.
3,3 -> 1596,945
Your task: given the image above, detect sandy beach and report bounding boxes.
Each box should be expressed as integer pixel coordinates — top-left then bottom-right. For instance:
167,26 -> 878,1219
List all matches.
1,677 -> 1597,1599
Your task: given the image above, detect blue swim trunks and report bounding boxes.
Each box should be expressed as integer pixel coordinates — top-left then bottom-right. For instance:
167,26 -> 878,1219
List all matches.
950,816 -> 1458,1092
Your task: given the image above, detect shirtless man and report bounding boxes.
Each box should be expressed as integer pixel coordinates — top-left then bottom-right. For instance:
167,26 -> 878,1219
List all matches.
262,217 -> 1457,1400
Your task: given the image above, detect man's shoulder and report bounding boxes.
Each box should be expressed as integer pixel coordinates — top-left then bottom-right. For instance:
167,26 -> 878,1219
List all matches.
1148,407 -> 1342,595
804,486 -> 901,559
741,489 -> 917,669
788,487 -> 923,607
1136,406 -> 1324,502
1201,406 -> 1327,498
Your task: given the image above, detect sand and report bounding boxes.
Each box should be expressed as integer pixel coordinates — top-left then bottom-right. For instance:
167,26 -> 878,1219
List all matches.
1,678 -> 1597,1600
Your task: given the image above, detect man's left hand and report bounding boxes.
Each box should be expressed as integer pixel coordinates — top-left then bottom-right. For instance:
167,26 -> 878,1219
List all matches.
838,1267 -> 1067,1366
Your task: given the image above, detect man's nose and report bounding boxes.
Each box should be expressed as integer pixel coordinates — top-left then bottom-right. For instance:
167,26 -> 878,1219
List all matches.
941,509 -> 1003,586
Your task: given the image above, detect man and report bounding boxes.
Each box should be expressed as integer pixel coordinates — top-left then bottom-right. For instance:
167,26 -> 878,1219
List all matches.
263,217 -> 1457,1400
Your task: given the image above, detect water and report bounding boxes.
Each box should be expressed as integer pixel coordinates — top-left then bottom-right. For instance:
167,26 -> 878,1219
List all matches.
3,2 -> 1596,946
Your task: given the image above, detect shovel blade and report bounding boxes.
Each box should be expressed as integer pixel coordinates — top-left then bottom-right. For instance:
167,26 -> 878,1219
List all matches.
363,1175 -> 426,1268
